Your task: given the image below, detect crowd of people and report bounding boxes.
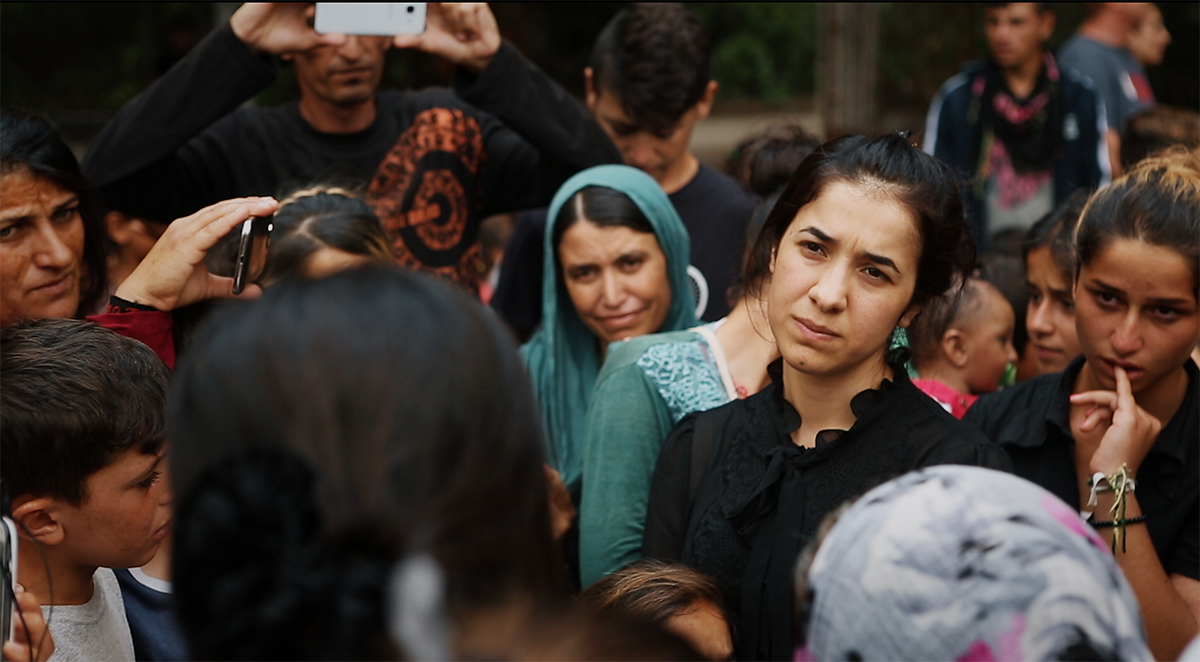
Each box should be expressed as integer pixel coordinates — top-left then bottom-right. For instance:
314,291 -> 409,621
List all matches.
1,2 -> 1198,661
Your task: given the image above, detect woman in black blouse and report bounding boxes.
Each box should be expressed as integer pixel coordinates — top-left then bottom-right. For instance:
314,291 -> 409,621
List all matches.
642,134 -> 1010,661
965,153 -> 1200,660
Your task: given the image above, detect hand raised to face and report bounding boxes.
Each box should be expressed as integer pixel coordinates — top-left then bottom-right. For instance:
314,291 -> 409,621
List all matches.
231,2 -> 348,55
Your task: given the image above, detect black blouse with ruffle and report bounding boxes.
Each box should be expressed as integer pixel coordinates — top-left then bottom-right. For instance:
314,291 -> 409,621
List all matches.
643,358 -> 1011,662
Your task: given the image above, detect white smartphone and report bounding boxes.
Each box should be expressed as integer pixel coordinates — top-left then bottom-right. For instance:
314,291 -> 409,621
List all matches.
1,516 -> 16,648
314,3 -> 427,36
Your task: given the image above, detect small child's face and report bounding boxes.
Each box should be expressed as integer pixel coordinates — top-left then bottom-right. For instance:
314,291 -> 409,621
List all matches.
962,287 -> 1019,394
56,446 -> 172,570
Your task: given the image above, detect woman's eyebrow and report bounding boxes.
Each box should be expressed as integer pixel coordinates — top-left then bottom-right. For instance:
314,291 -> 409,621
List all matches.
800,226 -> 900,273
799,226 -> 836,244
1089,277 -> 1193,306
865,252 -> 900,273
53,195 -> 80,212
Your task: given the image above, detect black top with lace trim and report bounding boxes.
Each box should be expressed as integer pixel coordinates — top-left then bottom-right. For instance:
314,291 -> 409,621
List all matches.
643,357 -> 1011,662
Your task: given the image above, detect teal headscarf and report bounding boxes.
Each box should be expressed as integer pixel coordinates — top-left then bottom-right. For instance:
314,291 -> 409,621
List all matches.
520,165 -> 696,497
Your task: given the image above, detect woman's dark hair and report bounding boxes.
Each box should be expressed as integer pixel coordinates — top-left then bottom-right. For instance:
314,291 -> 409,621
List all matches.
0,107 -> 108,317
1024,188 -> 1090,285
169,266 -> 563,659
746,133 -> 975,309
551,185 -> 654,248
1075,151 -> 1200,291
578,559 -> 732,632
261,187 -> 392,285
729,125 -> 822,303
727,189 -> 783,306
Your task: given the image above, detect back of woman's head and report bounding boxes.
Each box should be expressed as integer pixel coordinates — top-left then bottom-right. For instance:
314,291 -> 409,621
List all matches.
747,133 -> 974,307
262,187 -> 392,284
169,265 -> 560,659
1075,150 -> 1200,291
0,107 -> 107,316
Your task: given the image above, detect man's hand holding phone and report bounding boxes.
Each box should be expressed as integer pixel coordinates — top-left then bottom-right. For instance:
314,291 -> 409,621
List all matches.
231,3 -> 348,55
391,3 -> 500,74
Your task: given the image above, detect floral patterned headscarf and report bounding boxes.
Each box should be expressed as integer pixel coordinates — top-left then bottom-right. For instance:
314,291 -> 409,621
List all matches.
795,465 -> 1150,662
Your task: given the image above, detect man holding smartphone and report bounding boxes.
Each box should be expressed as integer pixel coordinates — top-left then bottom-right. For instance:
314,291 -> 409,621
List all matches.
83,3 -> 620,290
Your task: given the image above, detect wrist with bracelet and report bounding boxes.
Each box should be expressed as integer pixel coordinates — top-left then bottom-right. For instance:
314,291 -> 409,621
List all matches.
1086,464 -> 1141,552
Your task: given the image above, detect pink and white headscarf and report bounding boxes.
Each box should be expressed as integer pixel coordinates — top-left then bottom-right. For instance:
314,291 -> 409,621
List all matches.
795,465 -> 1150,661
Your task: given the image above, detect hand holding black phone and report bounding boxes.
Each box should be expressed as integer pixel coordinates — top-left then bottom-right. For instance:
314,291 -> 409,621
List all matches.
232,217 -> 273,295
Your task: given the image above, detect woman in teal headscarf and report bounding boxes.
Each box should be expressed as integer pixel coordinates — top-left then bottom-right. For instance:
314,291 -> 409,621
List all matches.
521,165 -> 696,501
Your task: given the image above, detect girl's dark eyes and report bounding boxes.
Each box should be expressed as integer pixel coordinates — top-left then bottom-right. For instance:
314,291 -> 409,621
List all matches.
1152,305 -> 1182,318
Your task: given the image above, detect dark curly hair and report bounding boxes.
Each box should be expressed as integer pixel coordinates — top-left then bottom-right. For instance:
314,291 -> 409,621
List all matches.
1,318 -> 169,506
589,3 -> 712,136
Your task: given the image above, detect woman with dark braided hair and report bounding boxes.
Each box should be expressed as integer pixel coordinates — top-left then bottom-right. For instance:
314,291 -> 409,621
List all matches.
168,266 -> 565,659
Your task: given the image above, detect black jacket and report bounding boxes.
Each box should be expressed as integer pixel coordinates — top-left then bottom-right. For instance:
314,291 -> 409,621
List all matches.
922,58 -> 1109,248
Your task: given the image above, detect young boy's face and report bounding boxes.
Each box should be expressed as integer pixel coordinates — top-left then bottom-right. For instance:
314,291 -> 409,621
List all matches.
588,89 -> 697,186
55,446 -> 172,570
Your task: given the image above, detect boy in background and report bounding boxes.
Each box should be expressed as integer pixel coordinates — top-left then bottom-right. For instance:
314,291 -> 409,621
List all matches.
492,3 -> 756,337
2,319 -> 172,662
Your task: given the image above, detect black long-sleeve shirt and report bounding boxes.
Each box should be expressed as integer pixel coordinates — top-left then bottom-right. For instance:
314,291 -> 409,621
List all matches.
83,23 -> 621,288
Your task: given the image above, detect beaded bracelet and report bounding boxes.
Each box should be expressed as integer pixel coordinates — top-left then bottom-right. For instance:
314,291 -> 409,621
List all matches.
1089,515 -> 1147,528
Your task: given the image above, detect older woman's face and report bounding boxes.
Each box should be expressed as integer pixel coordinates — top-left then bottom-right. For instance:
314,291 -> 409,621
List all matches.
558,218 -> 671,345
0,168 -> 86,325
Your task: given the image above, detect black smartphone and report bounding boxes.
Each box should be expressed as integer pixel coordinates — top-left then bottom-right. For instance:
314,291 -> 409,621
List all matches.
1,516 -> 16,649
232,216 -> 273,295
